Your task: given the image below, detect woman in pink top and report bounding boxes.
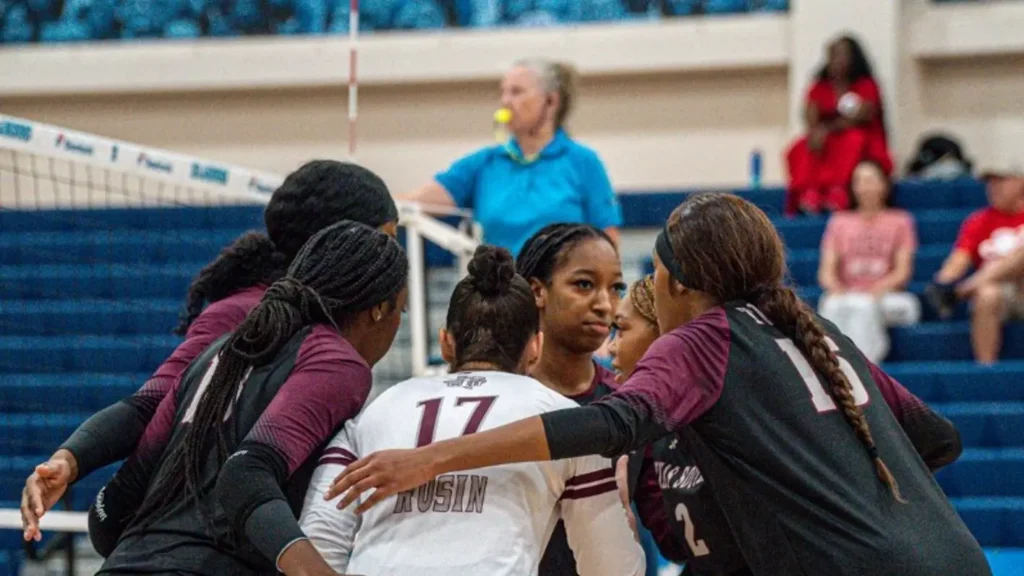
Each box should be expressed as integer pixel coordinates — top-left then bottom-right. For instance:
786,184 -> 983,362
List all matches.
817,160 -> 920,362
21,160 -> 400,542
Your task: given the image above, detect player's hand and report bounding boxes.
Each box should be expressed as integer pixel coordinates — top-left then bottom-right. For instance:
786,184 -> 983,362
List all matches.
21,457 -> 74,542
326,448 -> 436,514
615,456 -> 639,543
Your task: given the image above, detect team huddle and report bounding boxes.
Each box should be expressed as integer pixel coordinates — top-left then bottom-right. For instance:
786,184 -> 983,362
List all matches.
21,161 -> 991,576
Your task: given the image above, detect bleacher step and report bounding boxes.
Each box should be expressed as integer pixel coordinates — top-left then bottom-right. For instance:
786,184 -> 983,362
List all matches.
884,361 -> 1024,403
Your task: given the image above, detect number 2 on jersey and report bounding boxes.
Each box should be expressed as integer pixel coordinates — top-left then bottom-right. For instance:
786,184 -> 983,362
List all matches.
416,396 -> 497,447
776,337 -> 869,413
675,503 -> 710,557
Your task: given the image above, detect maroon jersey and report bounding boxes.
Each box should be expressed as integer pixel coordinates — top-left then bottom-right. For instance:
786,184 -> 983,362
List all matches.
585,303 -> 986,576
92,324 -> 372,575
60,286 -> 268,478
137,285 -> 267,414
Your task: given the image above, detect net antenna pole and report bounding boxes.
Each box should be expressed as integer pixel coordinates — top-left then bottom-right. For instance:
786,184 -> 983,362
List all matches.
347,0 -> 359,160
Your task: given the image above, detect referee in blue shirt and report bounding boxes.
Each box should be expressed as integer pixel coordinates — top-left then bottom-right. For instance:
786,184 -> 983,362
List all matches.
399,58 -> 622,256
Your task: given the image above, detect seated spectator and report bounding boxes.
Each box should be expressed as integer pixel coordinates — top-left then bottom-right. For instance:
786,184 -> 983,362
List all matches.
957,244 -> 1024,299
785,35 -> 892,216
929,160 -> 1024,364
817,160 -> 920,362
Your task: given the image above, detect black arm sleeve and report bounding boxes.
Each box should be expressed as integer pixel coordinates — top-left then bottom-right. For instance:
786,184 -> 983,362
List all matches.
904,411 -> 963,472
86,448 -> 161,557
60,399 -> 151,479
541,398 -> 670,461
216,441 -> 306,566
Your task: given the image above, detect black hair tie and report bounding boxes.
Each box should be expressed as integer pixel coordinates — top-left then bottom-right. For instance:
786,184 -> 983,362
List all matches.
867,444 -> 879,460
655,224 -> 688,288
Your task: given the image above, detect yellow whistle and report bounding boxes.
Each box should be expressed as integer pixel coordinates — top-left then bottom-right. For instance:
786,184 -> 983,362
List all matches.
493,108 -> 512,124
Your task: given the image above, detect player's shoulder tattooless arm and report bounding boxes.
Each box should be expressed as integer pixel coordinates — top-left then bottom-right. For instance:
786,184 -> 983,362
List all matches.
561,455 -> 645,576
299,423 -> 360,573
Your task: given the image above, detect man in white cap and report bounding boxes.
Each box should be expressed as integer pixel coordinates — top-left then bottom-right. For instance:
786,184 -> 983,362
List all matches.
928,156 -> 1024,363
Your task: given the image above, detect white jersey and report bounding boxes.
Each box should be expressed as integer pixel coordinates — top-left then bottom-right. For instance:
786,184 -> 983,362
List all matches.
300,371 -> 644,576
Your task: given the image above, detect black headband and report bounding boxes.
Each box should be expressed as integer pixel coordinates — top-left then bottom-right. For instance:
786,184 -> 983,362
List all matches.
655,225 -> 688,288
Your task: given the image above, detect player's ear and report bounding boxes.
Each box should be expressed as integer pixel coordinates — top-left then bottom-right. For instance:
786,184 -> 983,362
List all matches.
519,330 -> 543,374
529,278 -> 547,309
370,301 -> 390,324
439,328 -> 456,366
669,278 -> 687,297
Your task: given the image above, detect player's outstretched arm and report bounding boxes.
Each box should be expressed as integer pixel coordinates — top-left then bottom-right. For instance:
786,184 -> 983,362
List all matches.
329,398 -> 667,513
61,319 -> 236,483
24,394 -> 157,541
26,324 -> 238,540
328,414 -> 551,513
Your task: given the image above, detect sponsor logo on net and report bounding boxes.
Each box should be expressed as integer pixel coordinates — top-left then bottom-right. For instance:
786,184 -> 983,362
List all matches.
248,176 -> 276,194
138,153 -> 174,174
190,162 -> 229,185
0,120 -> 33,142
54,133 -> 95,156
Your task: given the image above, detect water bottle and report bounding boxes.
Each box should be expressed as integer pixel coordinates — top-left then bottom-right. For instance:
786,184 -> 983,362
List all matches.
750,149 -> 763,190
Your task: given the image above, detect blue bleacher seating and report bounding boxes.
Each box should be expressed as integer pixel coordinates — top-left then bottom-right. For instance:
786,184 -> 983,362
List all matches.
0,0 -> 792,43
165,18 -> 202,37
0,549 -> 15,576
392,0 -> 447,29
2,5 -> 35,43
703,0 -> 746,14
39,20 -> 92,42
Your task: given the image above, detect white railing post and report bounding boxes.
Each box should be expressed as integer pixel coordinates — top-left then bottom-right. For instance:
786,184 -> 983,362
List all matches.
401,203 -> 429,377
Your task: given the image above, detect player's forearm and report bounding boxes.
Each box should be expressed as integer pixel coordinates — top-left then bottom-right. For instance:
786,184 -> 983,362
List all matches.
60,400 -> 149,480
49,449 -> 79,484
425,415 -> 551,476
277,539 -> 339,576
543,399 -> 669,461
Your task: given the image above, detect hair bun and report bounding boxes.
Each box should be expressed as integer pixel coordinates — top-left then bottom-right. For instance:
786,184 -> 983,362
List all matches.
467,245 -> 516,297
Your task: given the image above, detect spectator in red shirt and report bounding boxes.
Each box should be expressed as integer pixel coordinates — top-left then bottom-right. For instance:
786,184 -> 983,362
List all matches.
929,159 -> 1024,363
785,35 -> 893,216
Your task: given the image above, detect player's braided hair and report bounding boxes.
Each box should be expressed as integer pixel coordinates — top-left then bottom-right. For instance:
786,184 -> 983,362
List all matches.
447,245 -> 538,373
516,223 -> 615,285
628,275 -> 658,327
664,193 -> 905,503
138,220 -> 408,532
175,160 -> 398,334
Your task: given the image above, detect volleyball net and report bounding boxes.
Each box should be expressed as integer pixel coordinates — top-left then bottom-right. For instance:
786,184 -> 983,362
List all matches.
0,113 -> 479,565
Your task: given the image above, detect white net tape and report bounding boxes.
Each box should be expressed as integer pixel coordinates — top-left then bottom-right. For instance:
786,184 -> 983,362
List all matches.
0,114 -> 277,209
0,115 -> 479,556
